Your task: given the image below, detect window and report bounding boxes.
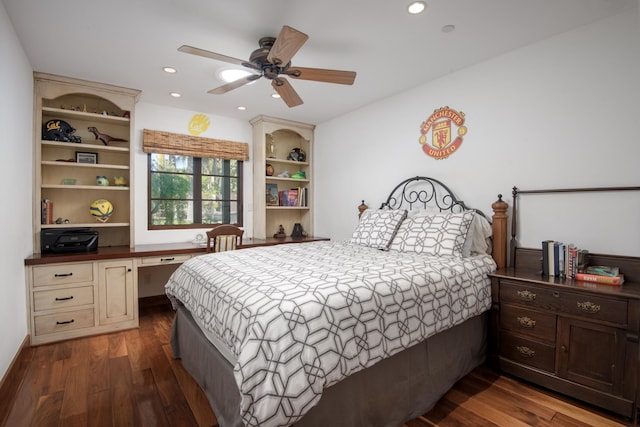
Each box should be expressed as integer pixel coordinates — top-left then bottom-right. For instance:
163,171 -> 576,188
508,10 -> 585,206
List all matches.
148,153 -> 242,228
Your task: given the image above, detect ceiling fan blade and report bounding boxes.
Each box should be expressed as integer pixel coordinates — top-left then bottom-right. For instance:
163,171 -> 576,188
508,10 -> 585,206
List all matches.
208,74 -> 261,94
272,78 -> 303,108
286,67 -> 356,85
178,45 -> 247,66
267,26 -> 309,66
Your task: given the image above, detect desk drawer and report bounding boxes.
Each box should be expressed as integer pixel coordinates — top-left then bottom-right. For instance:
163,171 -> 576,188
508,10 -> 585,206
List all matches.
33,263 -> 93,287
33,285 -> 94,312
34,308 -> 94,336
500,332 -> 555,373
500,303 -> 556,343
139,254 -> 191,266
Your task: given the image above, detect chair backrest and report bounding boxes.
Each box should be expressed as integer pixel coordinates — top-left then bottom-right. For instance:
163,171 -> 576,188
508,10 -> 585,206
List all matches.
206,225 -> 244,253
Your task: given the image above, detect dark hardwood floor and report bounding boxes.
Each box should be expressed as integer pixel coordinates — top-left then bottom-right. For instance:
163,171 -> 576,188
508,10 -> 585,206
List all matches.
0,297 -> 632,427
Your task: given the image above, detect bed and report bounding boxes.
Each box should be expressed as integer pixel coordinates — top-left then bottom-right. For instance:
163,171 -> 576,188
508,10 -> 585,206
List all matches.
166,176 -> 508,427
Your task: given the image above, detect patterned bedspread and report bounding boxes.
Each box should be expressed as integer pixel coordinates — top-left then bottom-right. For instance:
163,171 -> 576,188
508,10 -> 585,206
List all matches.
165,240 -> 496,427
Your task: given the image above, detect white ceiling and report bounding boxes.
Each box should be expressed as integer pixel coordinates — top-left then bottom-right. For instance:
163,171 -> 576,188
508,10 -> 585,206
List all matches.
3,0 -> 636,125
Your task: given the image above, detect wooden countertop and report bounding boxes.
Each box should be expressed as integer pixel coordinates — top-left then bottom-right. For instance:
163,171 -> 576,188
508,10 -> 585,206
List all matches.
25,236 -> 330,266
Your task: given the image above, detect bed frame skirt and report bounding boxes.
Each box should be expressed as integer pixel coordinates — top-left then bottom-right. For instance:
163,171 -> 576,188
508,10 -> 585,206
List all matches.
171,306 -> 488,427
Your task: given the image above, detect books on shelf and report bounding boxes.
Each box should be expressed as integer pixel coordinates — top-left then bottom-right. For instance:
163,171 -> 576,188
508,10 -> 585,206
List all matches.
575,272 -> 624,286
266,184 -> 279,206
41,199 -> 53,224
541,240 -> 588,278
273,187 -> 308,207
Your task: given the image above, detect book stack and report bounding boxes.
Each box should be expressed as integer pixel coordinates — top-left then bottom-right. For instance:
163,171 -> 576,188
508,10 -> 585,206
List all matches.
575,265 -> 624,286
541,240 -> 588,278
41,199 -> 54,224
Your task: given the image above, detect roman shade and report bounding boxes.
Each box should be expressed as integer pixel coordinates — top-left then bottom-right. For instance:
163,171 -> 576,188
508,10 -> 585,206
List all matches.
143,129 -> 249,161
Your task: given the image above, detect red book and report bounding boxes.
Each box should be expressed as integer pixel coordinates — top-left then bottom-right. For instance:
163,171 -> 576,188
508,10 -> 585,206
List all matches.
575,272 -> 624,286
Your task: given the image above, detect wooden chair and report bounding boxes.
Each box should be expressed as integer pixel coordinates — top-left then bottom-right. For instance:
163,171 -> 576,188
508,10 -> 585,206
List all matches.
206,225 -> 244,253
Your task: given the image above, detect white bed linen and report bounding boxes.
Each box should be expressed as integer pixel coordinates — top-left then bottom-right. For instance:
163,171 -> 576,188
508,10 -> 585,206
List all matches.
165,240 -> 496,427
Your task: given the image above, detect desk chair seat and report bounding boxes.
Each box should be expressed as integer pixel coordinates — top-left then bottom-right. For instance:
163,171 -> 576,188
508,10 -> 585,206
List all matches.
206,225 -> 244,253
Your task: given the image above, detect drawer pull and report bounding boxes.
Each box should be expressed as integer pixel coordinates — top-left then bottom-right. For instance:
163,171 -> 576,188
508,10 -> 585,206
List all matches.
54,272 -> 73,277
517,290 -> 536,301
56,319 -> 75,325
516,346 -> 535,358
577,301 -> 601,314
55,296 -> 74,301
517,316 -> 536,328
160,257 -> 175,262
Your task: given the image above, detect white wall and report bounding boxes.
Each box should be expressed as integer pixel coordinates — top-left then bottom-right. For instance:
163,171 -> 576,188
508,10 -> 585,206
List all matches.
132,103 -> 253,244
0,2 -> 33,381
315,9 -> 640,257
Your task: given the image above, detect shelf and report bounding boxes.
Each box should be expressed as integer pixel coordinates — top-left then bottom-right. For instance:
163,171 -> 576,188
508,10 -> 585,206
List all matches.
42,140 -> 129,153
266,177 -> 310,184
42,184 -> 129,190
42,161 -> 129,171
42,222 -> 130,228
265,158 -> 309,167
266,206 -> 310,210
42,106 -> 129,124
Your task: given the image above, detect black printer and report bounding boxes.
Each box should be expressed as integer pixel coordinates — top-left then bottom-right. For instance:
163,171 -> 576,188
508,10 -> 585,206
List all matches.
41,228 -> 99,253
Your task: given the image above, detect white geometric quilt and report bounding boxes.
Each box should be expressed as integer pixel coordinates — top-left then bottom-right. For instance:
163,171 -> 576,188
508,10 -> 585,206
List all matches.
165,241 -> 496,427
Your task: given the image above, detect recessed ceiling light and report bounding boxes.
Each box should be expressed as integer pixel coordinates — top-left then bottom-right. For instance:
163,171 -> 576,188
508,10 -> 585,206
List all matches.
218,68 -> 254,83
170,92 -> 181,98
237,106 -> 247,111
163,66 -> 177,74
407,1 -> 426,14
442,24 -> 456,33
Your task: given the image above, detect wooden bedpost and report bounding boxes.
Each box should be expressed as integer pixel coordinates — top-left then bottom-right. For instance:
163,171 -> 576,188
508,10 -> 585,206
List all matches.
491,195 -> 508,269
358,200 -> 368,219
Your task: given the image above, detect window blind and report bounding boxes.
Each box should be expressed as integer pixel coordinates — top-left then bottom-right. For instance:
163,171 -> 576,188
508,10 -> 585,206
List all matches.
143,129 -> 249,161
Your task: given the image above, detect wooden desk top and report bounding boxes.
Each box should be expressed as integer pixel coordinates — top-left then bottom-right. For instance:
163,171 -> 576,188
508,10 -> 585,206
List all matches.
25,236 -> 330,266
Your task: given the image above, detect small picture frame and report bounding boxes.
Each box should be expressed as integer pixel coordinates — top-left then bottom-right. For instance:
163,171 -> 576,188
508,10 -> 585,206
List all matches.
76,151 -> 98,164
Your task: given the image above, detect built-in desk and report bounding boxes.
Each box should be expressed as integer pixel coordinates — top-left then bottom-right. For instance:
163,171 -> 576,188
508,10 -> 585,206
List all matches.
24,236 -> 329,345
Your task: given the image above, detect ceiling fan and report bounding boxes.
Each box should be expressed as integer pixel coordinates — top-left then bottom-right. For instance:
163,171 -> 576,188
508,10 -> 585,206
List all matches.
178,25 -> 357,107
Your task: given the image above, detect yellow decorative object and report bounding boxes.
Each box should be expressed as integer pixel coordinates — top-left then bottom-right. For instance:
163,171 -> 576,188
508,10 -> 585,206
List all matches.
188,114 -> 211,135
113,176 -> 127,186
90,199 -> 114,223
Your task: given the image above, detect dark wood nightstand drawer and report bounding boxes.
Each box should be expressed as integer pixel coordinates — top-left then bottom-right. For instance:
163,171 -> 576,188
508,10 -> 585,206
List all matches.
500,332 -> 555,373
500,303 -> 556,343
499,280 -> 627,325
500,281 -> 558,309
560,293 -> 627,326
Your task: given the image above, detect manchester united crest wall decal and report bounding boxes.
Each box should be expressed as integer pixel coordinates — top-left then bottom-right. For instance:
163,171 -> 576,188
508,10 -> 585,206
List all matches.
419,106 -> 467,159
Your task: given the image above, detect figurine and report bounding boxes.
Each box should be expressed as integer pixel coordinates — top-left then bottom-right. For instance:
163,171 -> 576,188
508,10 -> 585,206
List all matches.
113,176 -> 127,186
88,126 -> 128,146
96,176 -> 109,186
273,224 -> 286,238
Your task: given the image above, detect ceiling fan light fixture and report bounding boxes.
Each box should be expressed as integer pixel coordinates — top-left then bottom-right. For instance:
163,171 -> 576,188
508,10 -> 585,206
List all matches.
218,68 -> 254,83
407,1 -> 426,15
170,92 -> 181,98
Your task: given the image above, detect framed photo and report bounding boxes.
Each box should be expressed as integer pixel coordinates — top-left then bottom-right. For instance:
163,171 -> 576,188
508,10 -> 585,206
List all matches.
76,151 -> 98,164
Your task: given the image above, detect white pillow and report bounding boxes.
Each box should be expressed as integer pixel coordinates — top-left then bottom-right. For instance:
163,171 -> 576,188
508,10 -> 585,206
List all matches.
462,212 -> 493,257
389,210 -> 474,257
351,209 -> 407,250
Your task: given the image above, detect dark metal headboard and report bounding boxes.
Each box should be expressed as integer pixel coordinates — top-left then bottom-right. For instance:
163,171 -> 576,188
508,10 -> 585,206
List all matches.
380,176 -> 489,221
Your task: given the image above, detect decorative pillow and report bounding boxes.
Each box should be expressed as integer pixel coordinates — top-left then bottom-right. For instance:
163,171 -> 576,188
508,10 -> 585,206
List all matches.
351,209 -> 407,250
389,210 -> 474,257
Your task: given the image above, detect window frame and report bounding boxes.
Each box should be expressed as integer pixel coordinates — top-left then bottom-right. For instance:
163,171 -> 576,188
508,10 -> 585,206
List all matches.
147,153 -> 243,230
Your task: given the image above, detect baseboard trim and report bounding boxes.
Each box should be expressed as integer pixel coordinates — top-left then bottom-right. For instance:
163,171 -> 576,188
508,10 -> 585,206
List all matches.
0,335 -> 33,425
